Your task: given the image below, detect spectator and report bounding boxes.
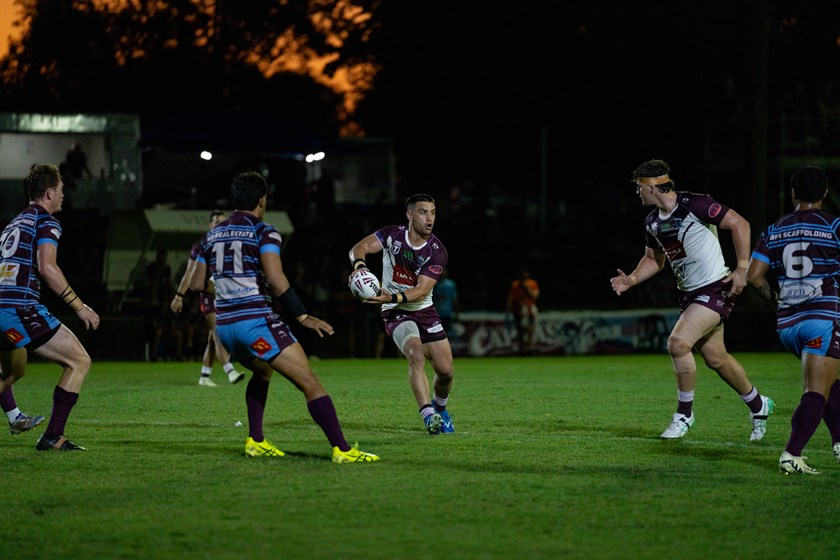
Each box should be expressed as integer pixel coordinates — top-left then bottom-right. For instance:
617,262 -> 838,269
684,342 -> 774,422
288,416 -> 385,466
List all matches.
506,266 -> 540,355
63,142 -> 92,181
148,295 -> 185,361
144,249 -> 174,360
145,249 -> 173,308
433,266 -> 460,341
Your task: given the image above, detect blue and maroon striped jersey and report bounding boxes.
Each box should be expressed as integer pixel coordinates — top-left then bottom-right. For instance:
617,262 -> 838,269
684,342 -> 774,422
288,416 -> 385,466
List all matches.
751,208 -> 840,328
0,204 -> 61,308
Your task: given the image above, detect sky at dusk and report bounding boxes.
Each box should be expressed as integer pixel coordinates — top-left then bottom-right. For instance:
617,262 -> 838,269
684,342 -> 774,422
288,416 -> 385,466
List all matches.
0,0 -> 18,58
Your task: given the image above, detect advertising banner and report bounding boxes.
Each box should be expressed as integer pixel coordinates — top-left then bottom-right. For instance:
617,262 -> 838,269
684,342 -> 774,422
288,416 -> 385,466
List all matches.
449,310 -> 680,357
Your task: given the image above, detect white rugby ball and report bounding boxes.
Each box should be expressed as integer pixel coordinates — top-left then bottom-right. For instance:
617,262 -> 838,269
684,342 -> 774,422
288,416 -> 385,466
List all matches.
349,270 -> 381,300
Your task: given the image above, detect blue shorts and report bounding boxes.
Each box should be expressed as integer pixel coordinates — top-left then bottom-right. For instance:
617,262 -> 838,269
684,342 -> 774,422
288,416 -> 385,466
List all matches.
778,319 -> 840,358
216,313 -> 298,363
0,304 -> 61,351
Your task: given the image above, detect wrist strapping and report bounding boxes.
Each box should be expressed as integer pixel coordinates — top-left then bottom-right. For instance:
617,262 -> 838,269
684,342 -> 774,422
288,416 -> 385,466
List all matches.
60,285 -> 84,311
278,287 -> 307,317
353,258 -> 367,271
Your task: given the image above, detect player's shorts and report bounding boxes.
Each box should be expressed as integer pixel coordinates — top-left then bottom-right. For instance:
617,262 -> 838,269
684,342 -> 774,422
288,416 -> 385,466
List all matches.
513,303 -> 538,328
778,318 -> 840,358
677,278 -> 735,319
382,305 -> 447,344
216,312 -> 298,363
0,304 -> 61,351
200,293 -> 215,315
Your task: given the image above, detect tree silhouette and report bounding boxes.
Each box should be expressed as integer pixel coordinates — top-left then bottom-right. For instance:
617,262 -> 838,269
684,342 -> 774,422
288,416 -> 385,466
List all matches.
0,0 -> 380,136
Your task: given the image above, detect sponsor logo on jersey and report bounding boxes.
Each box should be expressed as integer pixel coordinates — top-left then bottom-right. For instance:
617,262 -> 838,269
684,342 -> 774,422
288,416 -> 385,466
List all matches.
665,246 -> 686,261
393,264 -> 417,285
250,337 -> 272,355
805,336 -> 823,349
708,203 -> 722,218
0,262 -> 19,283
429,265 -> 443,275
4,328 -> 23,344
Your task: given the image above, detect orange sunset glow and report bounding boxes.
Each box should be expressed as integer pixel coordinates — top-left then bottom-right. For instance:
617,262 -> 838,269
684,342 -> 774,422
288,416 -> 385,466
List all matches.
0,0 -> 378,136
0,0 -> 23,58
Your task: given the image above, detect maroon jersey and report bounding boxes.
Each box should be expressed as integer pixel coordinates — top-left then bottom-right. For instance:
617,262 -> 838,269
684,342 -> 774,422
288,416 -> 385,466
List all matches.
374,224 -> 447,312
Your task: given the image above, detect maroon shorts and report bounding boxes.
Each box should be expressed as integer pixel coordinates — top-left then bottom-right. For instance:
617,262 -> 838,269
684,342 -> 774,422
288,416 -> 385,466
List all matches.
677,278 -> 736,319
200,293 -> 215,315
381,305 -> 447,344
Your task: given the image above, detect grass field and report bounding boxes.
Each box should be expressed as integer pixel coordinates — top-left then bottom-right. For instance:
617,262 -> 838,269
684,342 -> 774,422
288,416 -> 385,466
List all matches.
3,353 -> 839,560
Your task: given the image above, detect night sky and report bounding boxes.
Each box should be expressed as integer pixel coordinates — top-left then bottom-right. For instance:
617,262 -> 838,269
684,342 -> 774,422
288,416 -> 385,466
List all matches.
342,1 -> 840,308
358,2 -> 840,198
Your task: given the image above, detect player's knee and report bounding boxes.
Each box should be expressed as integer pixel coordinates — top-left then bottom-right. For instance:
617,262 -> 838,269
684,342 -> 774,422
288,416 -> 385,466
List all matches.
404,342 -> 424,365
436,368 -> 454,384
69,350 -> 93,376
667,335 -> 692,358
701,352 -> 728,371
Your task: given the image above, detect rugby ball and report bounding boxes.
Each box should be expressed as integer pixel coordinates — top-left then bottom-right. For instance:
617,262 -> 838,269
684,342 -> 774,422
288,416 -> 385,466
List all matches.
349,270 -> 381,300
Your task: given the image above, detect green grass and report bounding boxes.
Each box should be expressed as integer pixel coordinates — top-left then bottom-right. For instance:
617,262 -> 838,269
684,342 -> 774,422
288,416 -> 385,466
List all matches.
3,353 -> 839,559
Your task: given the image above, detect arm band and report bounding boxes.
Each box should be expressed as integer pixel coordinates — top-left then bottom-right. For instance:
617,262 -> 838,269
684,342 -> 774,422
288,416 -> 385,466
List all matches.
390,292 -> 407,304
353,258 -> 367,271
175,292 -> 185,298
278,287 -> 307,317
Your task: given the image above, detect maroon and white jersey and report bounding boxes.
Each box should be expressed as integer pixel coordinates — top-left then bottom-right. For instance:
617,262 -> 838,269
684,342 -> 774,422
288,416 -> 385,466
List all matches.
374,224 -> 448,312
643,192 -> 731,291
